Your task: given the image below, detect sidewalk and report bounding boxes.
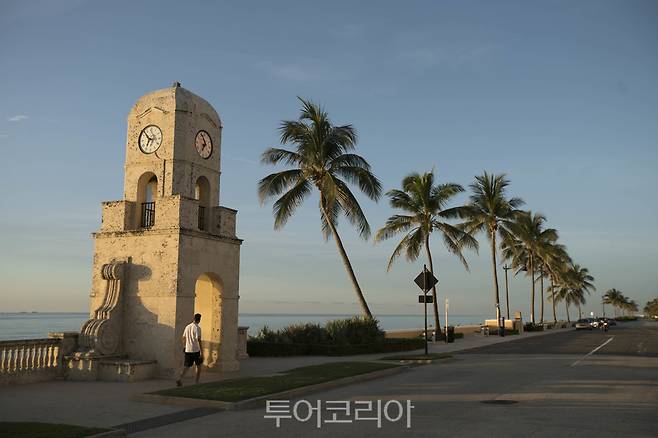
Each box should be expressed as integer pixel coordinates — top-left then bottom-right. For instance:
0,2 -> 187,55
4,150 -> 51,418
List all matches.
0,327 -> 571,429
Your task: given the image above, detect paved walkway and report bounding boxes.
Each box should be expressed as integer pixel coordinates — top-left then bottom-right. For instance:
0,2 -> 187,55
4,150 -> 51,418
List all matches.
0,327 -> 570,430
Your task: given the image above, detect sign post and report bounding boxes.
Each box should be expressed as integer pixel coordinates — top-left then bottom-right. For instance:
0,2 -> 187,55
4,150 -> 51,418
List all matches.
414,265 -> 438,355
445,297 -> 449,344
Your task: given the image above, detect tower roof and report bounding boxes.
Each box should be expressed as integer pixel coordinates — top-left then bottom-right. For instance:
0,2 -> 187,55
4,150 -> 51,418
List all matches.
128,82 -> 221,127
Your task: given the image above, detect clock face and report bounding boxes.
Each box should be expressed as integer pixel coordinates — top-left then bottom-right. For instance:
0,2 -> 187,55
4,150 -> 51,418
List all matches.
195,130 -> 213,159
138,125 -> 163,154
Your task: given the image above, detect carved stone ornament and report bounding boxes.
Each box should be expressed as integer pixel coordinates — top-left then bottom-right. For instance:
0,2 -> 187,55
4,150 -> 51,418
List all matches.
79,261 -> 126,355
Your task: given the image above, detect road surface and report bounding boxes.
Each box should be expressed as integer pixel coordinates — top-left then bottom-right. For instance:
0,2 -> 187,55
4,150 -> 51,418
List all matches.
128,320 -> 658,437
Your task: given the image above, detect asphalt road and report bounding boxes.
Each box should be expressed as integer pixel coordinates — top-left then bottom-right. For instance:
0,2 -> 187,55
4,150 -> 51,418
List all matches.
133,321 -> 658,438
461,319 -> 658,357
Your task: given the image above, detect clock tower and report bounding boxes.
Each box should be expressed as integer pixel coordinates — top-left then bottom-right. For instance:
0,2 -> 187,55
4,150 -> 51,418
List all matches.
76,83 -> 243,378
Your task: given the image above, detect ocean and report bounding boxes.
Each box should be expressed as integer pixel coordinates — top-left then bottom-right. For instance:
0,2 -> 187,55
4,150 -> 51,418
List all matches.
0,312 -> 489,341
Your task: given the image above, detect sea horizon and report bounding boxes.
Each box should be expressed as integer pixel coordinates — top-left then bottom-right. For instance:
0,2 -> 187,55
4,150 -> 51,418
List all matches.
0,311 -> 491,341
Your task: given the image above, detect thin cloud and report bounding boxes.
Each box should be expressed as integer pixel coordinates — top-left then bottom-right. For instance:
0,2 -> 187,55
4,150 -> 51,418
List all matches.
8,115 -> 28,122
397,44 -> 498,70
256,59 -> 352,82
257,60 -> 312,81
224,156 -> 259,165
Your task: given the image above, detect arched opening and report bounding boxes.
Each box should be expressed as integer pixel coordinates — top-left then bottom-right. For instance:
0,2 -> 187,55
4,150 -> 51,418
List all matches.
136,172 -> 157,228
194,273 -> 222,368
195,176 -> 210,231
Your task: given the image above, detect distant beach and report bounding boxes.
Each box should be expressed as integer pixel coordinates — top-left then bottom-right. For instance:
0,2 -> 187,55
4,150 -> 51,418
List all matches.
0,312 -> 490,340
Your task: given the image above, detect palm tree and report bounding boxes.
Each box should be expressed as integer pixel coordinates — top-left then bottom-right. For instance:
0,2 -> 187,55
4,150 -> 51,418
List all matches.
603,288 -> 624,317
501,211 -> 557,324
555,263 -> 595,320
258,98 -> 382,318
462,172 -> 524,325
375,171 -> 478,338
541,242 -> 571,323
568,264 -> 595,319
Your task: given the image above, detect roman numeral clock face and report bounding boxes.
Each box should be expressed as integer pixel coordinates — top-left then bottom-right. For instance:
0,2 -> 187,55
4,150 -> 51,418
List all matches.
195,130 -> 213,159
138,125 -> 163,154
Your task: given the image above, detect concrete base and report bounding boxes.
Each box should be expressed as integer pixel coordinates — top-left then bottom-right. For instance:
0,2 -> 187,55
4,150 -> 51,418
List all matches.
65,353 -> 157,382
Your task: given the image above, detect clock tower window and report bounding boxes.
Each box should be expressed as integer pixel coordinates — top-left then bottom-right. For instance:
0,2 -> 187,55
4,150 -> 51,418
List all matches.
195,176 -> 210,231
136,172 -> 158,228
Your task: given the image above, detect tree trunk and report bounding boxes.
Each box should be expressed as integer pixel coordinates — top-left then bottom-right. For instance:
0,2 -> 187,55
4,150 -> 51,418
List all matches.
565,301 -> 570,323
425,236 -> 442,340
490,230 -> 501,326
539,267 -> 544,324
529,253 -> 535,324
321,204 -> 372,319
504,266 -> 510,320
577,303 -> 582,320
550,276 -> 557,323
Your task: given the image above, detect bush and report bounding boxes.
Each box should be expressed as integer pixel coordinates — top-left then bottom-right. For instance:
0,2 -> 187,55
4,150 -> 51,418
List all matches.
614,316 -> 637,322
250,317 -> 385,346
523,323 -> 544,332
325,316 -> 385,345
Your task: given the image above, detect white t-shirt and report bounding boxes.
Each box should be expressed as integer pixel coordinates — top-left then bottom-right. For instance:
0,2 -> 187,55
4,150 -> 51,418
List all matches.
183,322 -> 202,353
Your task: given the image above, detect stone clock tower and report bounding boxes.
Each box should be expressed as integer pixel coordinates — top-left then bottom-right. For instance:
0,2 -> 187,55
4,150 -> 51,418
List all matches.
73,83 -> 242,378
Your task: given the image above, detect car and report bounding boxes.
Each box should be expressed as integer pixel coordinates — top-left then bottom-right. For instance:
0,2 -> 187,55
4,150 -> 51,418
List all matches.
575,319 -> 593,330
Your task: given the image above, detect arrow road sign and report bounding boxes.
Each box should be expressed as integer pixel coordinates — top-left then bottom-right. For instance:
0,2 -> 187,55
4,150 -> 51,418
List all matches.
414,267 -> 438,292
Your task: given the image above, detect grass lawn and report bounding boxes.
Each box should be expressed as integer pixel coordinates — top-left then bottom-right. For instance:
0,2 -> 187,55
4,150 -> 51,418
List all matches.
380,353 -> 452,361
0,422 -> 111,438
154,361 -> 399,402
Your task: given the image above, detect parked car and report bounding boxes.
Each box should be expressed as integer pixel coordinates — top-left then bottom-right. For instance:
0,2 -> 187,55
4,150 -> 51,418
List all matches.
575,319 -> 593,330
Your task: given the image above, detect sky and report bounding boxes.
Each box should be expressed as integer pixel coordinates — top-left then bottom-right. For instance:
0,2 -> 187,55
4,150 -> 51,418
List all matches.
0,0 -> 657,320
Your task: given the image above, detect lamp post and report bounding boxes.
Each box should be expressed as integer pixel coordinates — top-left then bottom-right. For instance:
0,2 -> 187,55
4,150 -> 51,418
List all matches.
503,265 -> 511,320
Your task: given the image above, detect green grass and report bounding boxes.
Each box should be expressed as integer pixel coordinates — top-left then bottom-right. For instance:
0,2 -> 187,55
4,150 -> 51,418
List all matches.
380,353 -> 453,361
154,361 -> 398,402
0,422 -> 110,438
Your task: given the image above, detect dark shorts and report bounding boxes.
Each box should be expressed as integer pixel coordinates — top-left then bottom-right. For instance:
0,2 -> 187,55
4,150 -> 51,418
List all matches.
184,351 -> 203,367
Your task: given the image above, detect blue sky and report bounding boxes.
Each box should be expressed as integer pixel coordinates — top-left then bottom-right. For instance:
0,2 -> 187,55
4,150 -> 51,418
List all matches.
1,0 -> 657,319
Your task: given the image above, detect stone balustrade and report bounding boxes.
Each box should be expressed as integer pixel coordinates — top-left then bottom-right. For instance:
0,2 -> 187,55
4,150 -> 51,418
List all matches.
0,332 -> 78,385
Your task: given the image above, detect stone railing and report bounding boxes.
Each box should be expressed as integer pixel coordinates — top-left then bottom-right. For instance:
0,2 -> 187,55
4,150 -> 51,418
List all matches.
0,332 -> 78,385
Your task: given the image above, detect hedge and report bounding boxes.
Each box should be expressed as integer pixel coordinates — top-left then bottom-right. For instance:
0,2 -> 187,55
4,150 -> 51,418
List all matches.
247,338 -> 425,357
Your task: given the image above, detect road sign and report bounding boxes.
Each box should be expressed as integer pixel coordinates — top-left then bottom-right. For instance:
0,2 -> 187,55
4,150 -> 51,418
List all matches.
418,294 -> 434,304
414,267 -> 438,292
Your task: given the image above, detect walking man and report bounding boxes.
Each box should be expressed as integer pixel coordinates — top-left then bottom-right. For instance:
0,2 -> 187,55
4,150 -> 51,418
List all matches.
176,313 -> 203,386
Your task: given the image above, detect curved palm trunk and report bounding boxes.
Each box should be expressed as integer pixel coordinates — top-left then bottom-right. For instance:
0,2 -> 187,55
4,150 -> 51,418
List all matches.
539,268 -> 544,324
577,303 -> 582,320
565,301 -> 570,323
529,253 -> 535,324
425,236 -> 442,340
490,231 -> 501,325
321,205 -> 373,319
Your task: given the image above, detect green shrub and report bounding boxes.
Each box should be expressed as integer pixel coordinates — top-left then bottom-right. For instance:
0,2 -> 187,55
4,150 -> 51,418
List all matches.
524,323 -> 544,332
614,316 -> 637,322
325,316 -> 385,345
281,322 -> 328,344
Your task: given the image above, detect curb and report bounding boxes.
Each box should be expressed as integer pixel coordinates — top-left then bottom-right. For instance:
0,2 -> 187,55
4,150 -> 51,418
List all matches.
88,429 -> 127,437
133,364 -> 407,410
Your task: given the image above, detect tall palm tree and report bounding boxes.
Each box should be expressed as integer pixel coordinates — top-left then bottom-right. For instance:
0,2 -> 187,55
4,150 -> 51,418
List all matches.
375,171 -> 478,337
542,242 -> 571,323
258,98 -> 382,318
501,211 -> 558,324
462,172 -> 524,325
